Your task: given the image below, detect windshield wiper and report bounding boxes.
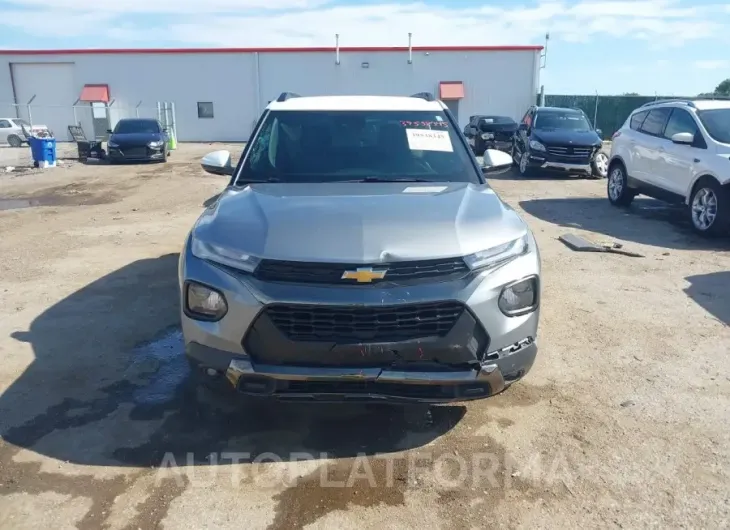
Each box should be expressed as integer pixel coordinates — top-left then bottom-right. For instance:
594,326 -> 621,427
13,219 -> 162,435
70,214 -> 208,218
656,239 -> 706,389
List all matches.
236,177 -> 281,184
340,177 -> 434,183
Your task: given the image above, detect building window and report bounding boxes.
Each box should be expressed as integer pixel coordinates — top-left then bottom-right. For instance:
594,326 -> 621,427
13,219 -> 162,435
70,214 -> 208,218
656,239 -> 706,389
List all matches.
197,102 -> 214,119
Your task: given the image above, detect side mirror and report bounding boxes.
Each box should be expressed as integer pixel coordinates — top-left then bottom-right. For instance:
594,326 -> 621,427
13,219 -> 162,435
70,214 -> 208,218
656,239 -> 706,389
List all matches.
201,150 -> 234,176
595,128 -> 603,138
481,149 -> 513,175
671,132 -> 694,145
106,129 -> 113,134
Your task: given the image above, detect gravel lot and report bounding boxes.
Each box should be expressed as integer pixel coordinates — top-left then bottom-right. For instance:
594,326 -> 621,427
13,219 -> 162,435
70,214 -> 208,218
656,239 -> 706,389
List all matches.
1,143 -> 728,529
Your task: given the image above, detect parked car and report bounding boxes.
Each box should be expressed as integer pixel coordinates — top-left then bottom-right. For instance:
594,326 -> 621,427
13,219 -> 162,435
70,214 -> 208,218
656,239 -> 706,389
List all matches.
181,92 -> 541,404
464,115 -> 518,155
0,118 -> 52,147
607,98 -> 730,236
106,118 -> 169,163
512,106 -> 608,178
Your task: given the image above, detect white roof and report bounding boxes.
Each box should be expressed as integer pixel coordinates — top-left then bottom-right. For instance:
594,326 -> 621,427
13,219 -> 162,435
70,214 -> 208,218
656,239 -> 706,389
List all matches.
692,99 -> 730,110
267,95 -> 445,112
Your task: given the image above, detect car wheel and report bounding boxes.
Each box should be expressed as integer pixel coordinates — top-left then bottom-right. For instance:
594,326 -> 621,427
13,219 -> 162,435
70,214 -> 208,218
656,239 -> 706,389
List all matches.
7,134 -> 22,148
689,176 -> 728,237
518,150 -> 533,177
591,152 -> 609,179
607,162 -> 635,206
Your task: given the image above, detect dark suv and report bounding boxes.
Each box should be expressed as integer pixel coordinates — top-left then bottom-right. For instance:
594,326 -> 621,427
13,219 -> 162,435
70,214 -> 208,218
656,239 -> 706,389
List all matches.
463,115 -> 518,155
512,106 -> 608,178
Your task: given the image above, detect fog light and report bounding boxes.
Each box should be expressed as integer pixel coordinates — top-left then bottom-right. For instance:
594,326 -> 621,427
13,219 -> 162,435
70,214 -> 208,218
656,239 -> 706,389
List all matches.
498,276 -> 538,316
185,281 -> 228,321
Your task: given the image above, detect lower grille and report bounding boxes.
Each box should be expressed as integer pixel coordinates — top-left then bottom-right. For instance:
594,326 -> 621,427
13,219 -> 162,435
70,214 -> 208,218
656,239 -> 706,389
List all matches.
254,258 -> 469,285
121,147 -> 148,158
264,301 -> 465,343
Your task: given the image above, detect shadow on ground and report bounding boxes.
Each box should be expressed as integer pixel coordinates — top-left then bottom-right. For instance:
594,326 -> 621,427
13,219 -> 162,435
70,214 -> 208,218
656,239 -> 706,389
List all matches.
684,271 -> 730,325
520,197 -> 730,250
0,254 -> 463,468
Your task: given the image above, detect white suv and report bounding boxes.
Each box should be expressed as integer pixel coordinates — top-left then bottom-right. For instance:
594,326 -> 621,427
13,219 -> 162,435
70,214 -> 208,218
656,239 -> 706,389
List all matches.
607,99 -> 730,236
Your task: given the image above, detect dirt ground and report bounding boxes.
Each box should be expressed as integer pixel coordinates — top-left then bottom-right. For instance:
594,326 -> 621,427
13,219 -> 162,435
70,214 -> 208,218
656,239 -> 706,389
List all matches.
0,143 -> 728,530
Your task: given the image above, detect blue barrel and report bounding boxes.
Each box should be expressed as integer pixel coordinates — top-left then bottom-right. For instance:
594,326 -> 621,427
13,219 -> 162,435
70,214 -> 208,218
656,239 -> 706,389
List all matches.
28,137 -> 57,166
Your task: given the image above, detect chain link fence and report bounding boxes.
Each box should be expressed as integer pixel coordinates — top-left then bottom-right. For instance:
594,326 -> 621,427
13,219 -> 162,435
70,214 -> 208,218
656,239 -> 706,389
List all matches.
539,94 -> 730,140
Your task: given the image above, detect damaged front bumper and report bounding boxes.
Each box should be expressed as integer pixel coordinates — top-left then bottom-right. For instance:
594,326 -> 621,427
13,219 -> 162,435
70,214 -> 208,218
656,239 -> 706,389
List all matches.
188,338 -> 537,404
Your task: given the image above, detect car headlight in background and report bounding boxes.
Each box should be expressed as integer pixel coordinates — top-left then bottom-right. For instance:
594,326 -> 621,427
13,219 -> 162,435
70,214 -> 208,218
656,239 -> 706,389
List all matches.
463,234 -> 529,271
148,141 -> 164,148
481,133 -> 494,140
499,276 -> 539,316
191,238 -> 261,273
529,140 -> 546,152
185,281 -> 228,321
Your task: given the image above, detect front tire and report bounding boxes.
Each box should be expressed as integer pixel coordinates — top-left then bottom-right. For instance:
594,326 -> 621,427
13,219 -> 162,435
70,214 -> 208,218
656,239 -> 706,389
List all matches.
518,150 -> 533,177
592,151 -> 609,179
7,134 -> 22,148
607,162 -> 635,206
689,176 -> 728,237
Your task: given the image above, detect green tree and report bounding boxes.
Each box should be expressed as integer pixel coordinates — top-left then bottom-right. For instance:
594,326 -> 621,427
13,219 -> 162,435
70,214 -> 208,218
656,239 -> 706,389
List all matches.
714,79 -> 730,96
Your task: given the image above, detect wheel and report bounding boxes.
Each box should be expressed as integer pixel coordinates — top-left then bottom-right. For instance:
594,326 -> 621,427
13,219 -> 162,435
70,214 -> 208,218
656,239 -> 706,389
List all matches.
7,134 -> 22,148
591,151 -> 609,179
688,176 -> 729,237
160,147 -> 168,163
607,162 -> 635,207
518,150 -> 533,177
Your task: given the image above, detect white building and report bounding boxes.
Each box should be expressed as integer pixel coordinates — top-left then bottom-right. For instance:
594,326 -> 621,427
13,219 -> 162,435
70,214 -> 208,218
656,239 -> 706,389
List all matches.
0,45 -> 542,143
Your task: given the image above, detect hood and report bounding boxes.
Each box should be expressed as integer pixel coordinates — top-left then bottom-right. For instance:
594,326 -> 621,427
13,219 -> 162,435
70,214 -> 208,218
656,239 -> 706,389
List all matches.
532,128 -> 601,146
193,182 -> 528,263
110,132 -> 163,144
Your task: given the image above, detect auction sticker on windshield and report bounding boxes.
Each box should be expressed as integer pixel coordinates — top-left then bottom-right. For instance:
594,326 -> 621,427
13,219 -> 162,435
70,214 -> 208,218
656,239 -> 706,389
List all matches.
405,129 -> 453,152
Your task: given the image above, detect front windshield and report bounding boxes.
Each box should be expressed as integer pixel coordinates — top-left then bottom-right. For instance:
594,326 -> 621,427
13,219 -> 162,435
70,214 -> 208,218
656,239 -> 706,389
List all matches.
237,110 -> 479,184
697,109 -> 730,144
114,120 -> 160,134
534,111 -> 591,131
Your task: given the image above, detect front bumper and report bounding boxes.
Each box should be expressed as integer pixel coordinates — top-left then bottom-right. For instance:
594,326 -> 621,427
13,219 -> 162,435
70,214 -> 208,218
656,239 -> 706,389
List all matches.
525,150 -> 595,174
180,234 -> 541,404
108,145 -> 165,161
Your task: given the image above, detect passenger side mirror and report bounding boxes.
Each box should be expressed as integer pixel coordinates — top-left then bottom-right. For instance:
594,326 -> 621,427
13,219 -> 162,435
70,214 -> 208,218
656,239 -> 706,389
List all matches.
481,149 -> 513,175
106,129 -> 113,134
201,150 -> 234,176
595,128 -> 603,138
671,132 -> 694,145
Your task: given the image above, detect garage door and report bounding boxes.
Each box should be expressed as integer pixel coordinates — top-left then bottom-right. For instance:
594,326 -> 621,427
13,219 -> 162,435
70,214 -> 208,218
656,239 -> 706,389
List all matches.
11,62 -> 76,141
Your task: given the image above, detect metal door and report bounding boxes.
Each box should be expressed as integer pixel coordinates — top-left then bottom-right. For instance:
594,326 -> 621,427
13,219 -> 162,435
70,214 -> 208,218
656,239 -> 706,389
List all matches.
91,102 -> 110,141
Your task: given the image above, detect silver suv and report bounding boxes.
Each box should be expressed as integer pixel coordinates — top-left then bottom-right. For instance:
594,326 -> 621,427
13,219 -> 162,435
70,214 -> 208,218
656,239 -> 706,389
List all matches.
179,92 -> 541,404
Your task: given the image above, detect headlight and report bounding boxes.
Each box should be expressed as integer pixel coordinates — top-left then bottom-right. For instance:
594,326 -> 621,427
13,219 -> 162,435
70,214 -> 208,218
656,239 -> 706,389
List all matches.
481,133 -> 494,140
191,238 -> 261,273
185,281 -> 228,321
529,140 -> 546,152
499,276 -> 539,316
107,141 -> 119,148
463,234 -> 529,271
148,141 -> 164,148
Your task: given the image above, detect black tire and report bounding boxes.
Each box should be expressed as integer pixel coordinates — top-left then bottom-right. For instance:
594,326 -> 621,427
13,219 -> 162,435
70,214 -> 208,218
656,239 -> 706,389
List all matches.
7,134 -> 22,148
160,147 -> 168,163
517,149 -> 533,177
688,176 -> 729,237
606,162 -> 635,207
591,151 -> 609,179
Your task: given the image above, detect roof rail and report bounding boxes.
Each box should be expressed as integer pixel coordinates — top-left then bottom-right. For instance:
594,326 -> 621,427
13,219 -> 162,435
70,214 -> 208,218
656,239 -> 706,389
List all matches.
276,92 -> 301,102
410,92 -> 435,101
639,99 -> 695,109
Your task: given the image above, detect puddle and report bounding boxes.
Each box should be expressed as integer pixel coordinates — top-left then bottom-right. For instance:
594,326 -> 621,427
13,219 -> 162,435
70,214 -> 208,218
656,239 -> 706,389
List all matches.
127,328 -> 189,405
0,192 -> 111,211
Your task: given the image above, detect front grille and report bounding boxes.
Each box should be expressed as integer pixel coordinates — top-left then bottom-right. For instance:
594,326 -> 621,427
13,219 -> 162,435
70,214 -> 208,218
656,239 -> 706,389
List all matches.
121,147 -> 148,158
264,301 -> 465,342
254,258 -> 469,285
546,146 -> 593,159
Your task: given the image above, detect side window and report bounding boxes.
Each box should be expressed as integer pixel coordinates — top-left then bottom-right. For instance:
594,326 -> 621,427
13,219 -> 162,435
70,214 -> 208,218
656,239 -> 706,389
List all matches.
629,111 -> 648,130
663,109 -> 698,139
639,108 -> 671,136
197,102 -> 214,119
0,120 -> 11,128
